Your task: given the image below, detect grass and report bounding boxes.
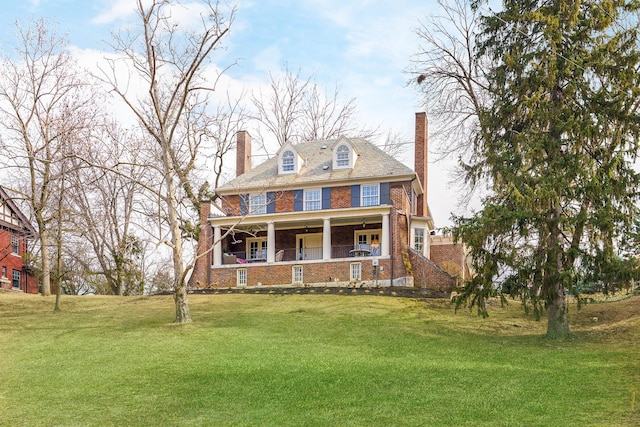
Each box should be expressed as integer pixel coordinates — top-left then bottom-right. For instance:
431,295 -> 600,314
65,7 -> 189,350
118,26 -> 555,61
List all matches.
1,291 -> 639,426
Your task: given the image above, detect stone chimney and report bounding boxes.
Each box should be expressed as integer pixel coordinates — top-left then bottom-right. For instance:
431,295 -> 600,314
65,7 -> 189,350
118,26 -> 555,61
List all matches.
236,130 -> 252,177
414,112 -> 428,217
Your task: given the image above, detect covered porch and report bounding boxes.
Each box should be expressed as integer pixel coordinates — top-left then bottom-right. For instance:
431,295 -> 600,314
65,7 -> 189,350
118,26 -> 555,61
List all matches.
209,206 -> 391,266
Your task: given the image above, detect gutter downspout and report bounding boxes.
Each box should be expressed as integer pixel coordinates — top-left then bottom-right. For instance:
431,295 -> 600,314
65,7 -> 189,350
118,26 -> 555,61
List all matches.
206,222 -> 212,287
390,206 -> 394,287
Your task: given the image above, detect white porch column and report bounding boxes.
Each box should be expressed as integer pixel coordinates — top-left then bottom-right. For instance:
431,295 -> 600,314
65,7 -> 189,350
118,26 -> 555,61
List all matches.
323,217 -> 331,260
267,221 -> 275,263
213,226 -> 222,266
381,212 -> 390,257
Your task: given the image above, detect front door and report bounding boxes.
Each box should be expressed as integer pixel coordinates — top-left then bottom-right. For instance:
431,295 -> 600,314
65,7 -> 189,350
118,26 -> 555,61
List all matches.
297,233 -> 322,260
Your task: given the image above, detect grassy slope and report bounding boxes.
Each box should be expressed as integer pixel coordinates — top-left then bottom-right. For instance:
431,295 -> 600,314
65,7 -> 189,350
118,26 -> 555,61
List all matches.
1,292 -> 639,426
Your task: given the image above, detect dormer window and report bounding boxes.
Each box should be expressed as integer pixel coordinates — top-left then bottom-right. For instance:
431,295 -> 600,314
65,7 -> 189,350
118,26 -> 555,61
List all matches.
278,144 -> 302,174
336,145 -> 350,167
282,150 -> 295,172
332,138 -> 356,169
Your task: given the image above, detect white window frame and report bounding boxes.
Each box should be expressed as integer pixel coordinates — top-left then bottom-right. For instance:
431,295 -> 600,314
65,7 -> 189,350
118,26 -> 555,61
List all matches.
350,263 -> 361,281
237,268 -> 247,287
354,230 -> 381,249
292,265 -> 303,285
414,228 -> 424,254
246,237 -> 267,260
281,150 -> 295,173
12,270 -> 20,288
304,188 -> 321,211
11,235 -> 19,254
249,193 -> 267,215
361,184 -> 379,207
335,144 -> 350,168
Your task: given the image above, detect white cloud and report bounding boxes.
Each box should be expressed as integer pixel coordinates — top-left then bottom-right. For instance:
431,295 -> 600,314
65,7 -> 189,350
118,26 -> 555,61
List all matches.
92,0 -> 137,25
92,0 -> 215,29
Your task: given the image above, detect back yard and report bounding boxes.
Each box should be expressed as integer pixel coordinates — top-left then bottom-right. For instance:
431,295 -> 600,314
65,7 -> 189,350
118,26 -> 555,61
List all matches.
1,291 -> 638,426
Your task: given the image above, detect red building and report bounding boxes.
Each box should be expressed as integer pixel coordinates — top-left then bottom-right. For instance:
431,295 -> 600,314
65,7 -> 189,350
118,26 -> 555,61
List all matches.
190,113 -> 471,291
0,186 -> 38,293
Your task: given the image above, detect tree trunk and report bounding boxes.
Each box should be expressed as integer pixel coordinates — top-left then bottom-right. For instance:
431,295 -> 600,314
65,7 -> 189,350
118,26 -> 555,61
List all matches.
54,282 -> 62,312
174,281 -> 191,323
546,203 -> 570,340
40,228 -> 51,296
165,150 -> 191,324
546,283 -> 569,339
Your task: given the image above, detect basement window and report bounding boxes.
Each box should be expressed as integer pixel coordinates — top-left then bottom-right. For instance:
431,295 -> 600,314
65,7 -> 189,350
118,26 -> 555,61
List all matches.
237,268 -> 247,287
292,266 -> 303,285
350,263 -> 361,281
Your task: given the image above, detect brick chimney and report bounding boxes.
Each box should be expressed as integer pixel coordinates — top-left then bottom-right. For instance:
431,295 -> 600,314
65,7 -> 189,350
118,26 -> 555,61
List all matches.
236,130 -> 252,177
414,112 -> 428,217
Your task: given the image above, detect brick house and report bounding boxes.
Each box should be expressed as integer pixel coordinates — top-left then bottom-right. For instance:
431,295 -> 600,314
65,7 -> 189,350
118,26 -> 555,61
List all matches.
190,113 -> 469,291
0,186 -> 38,293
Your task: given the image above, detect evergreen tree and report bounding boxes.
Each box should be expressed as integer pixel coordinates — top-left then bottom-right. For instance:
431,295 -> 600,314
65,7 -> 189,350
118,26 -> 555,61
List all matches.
453,0 -> 640,339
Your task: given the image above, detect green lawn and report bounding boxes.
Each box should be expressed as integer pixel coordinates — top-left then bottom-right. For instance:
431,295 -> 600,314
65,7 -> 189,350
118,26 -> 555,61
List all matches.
1,292 -> 639,426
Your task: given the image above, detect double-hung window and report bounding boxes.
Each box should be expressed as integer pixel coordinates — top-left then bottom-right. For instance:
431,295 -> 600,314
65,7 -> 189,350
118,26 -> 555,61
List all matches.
304,189 -> 321,211
11,235 -> 19,254
361,184 -> 379,206
12,270 -> 20,288
414,229 -> 425,253
250,194 -> 266,215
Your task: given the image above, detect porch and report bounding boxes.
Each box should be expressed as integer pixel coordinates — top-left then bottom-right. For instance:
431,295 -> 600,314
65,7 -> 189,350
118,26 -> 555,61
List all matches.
208,206 -> 392,267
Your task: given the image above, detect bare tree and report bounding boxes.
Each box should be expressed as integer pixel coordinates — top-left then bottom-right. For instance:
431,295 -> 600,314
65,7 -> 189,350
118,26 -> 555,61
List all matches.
65,123 -> 148,296
100,0 -> 236,323
251,66 -> 372,151
0,20 -> 95,297
407,0 -> 491,192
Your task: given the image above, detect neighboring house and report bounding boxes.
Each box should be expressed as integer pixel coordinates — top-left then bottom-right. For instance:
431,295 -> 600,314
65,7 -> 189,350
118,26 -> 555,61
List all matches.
0,186 -> 38,293
190,113 -> 469,291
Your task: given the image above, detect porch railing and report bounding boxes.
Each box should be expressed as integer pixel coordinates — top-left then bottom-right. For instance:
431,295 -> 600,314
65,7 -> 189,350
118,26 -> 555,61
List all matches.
221,244 -> 379,265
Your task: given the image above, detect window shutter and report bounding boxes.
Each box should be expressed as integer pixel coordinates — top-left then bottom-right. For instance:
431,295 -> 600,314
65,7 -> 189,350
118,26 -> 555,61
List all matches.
380,182 -> 390,205
240,194 -> 248,216
266,191 -> 276,214
351,185 -> 360,207
293,189 -> 303,211
322,187 -> 331,209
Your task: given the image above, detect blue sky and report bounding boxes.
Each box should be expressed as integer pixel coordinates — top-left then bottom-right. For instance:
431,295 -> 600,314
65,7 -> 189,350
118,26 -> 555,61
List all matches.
0,0 -> 460,227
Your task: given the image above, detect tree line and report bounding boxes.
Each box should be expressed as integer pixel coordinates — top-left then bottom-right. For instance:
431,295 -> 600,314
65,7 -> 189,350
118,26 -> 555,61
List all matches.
0,1 -> 387,321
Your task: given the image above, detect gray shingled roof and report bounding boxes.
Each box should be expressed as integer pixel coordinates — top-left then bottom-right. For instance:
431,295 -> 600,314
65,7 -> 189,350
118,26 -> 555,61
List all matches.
216,138 -> 416,194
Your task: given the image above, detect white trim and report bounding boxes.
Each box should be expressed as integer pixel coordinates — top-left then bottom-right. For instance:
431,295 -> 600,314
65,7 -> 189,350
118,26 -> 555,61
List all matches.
237,268 -> 247,286
361,183 -> 380,207
209,205 -> 392,227
249,193 -> 267,215
350,262 -> 361,281
303,188 -> 322,211
246,237 -> 267,261
278,142 -> 302,174
292,265 -> 303,285
296,233 -> 323,261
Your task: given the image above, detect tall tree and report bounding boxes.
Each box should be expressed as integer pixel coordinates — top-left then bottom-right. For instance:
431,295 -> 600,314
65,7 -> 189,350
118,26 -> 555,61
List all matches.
101,0 -> 236,322
451,0 -> 640,339
65,124 -> 148,296
0,20 -> 94,297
